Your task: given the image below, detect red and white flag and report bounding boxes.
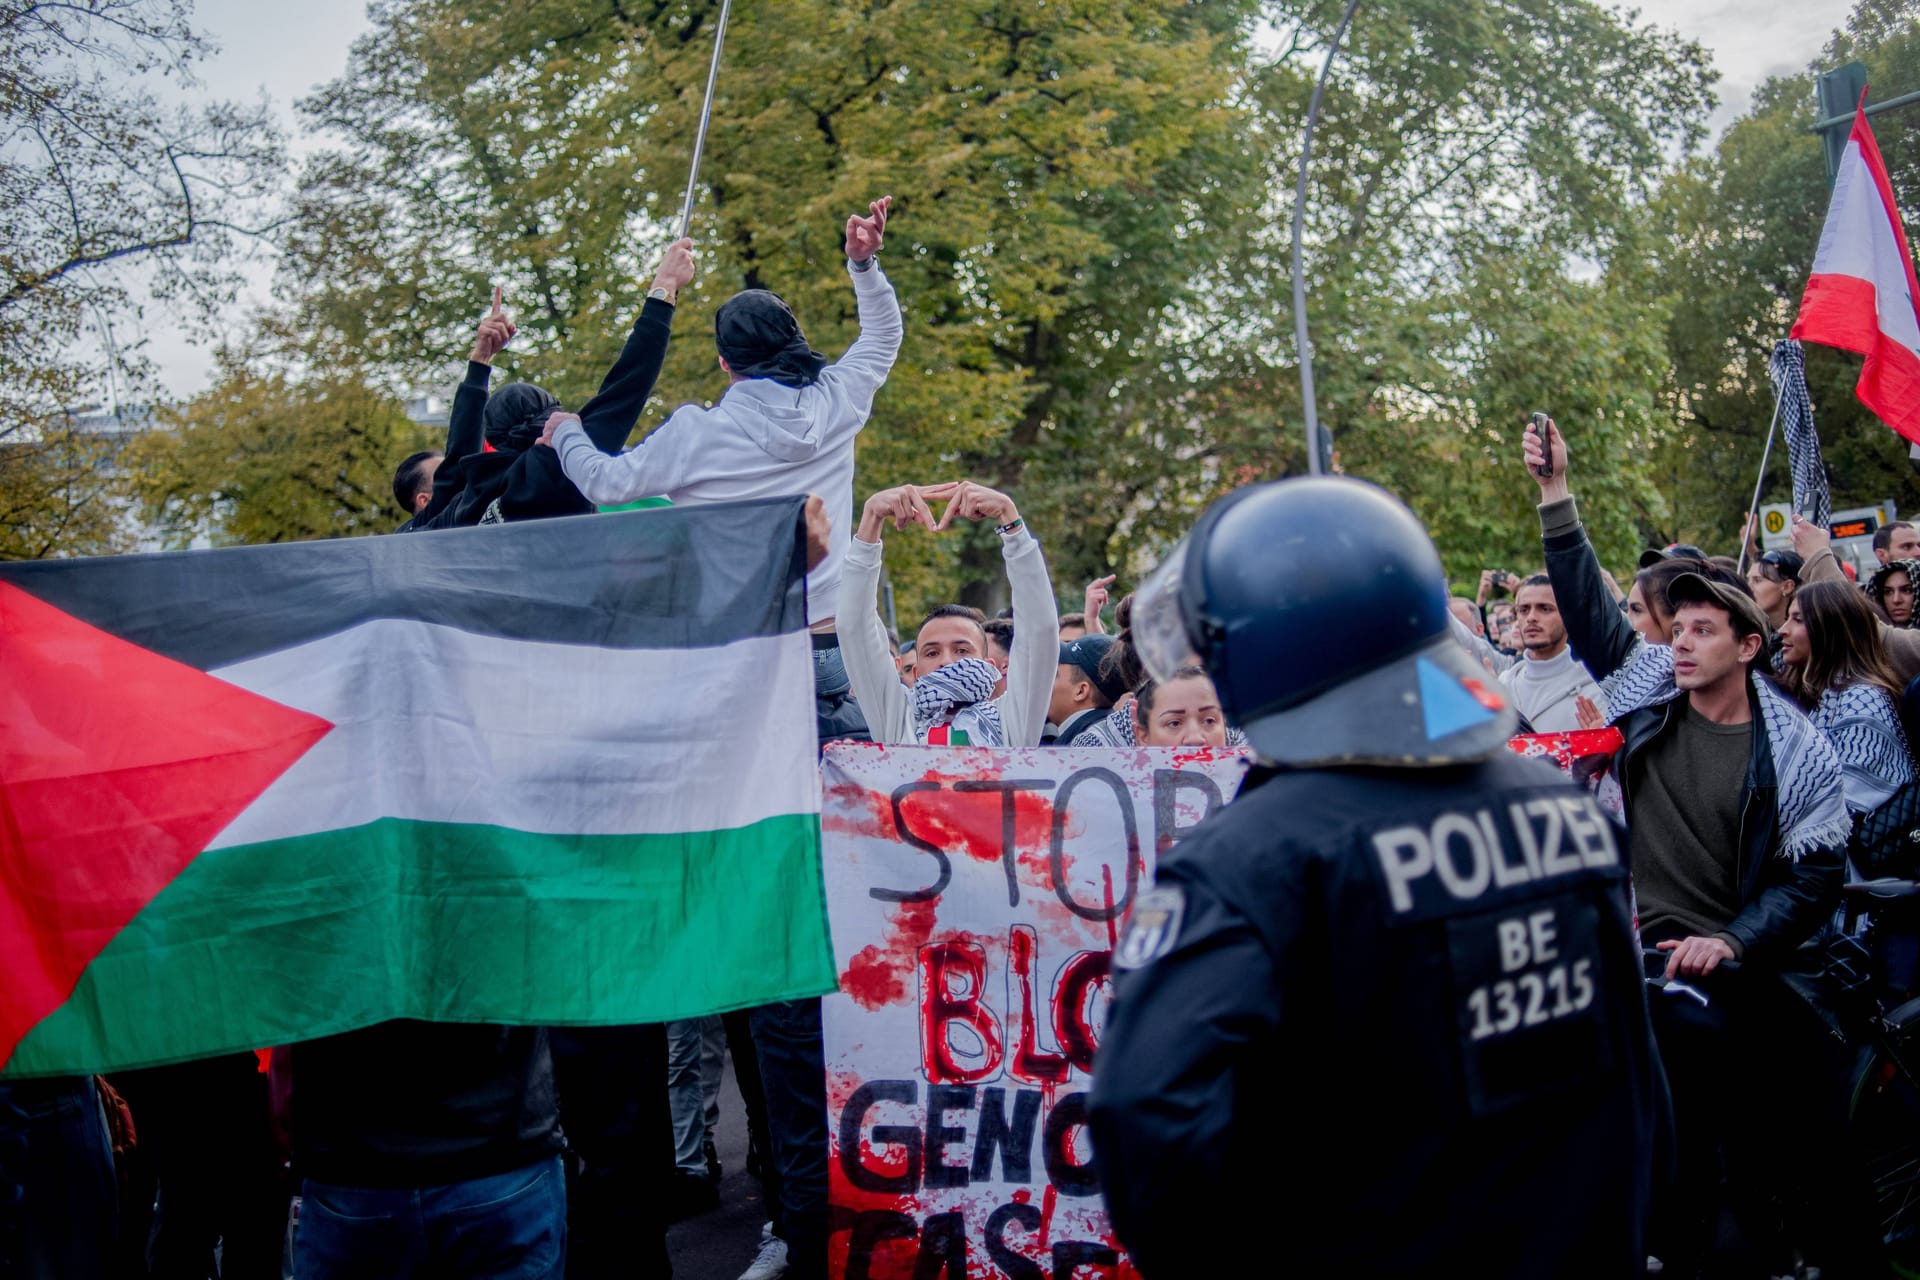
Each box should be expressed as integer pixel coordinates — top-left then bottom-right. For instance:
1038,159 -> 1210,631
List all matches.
1791,97 -> 1920,444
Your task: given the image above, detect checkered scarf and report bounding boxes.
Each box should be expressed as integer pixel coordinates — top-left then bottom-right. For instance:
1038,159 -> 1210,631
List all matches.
1771,340 -> 1831,529
1810,682 -> 1913,814
1063,701 -> 1250,749
1598,643 -> 1853,862
1867,559 -> 1920,628
911,657 -> 1006,746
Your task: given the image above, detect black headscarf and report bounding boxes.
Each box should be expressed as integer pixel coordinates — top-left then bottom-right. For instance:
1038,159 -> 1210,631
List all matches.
483,382 -> 560,453
715,290 -> 827,388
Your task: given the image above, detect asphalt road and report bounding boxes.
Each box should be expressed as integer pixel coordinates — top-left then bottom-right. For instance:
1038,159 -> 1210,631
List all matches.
666,1056 -> 772,1280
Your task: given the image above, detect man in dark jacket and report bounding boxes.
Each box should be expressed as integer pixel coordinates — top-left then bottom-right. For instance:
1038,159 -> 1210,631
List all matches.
1524,417 -> 1877,1276
394,288 -> 517,533
417,239 -> 694,530
1091,477 -> 1661,1277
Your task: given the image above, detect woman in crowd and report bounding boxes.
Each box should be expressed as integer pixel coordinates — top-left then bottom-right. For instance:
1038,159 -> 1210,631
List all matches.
1623,557 -> 1751,647
1747,549 -> 1803,631
1066,598 -> 1246,749
1867,559 -> 1920,629
1131,666 -> 1230,749
1776,580 -> 1913,816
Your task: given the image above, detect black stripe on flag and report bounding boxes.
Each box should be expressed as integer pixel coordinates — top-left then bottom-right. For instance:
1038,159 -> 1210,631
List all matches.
0,497 -> 810,669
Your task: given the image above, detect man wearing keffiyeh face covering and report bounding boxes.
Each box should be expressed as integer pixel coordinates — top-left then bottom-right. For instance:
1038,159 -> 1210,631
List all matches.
837,479 -> 1061,748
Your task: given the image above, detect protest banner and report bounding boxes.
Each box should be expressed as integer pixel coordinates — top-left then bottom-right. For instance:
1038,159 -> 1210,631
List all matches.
819,742 -> 1249,1277
1507,727 -> 1626,819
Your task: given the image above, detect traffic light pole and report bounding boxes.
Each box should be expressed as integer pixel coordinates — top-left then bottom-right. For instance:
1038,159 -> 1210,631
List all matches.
1812,61 -> 1919,187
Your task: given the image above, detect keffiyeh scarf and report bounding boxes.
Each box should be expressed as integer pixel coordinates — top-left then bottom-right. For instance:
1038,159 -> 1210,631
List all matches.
1812,682 -> 1913,815
1598,645 -> 1854,862
1866,559 -> 1920,628
912,658 -> 1006,746
1065,701 -> 1250,749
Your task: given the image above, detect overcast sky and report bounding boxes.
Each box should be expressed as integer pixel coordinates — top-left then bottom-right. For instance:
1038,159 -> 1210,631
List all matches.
138,0 -> 1861,396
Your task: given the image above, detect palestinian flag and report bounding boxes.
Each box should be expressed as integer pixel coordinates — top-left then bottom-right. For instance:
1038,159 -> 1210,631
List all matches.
0,497 -> 833,1077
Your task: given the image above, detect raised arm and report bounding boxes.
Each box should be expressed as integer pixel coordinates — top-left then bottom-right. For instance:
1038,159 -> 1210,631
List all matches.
839,484 -> 958,745
929,481 -> 1058,746
572,238 -> 696,454
1525,417 -> 1643,683
416,290 -> 515,524
824,196 -> 904,407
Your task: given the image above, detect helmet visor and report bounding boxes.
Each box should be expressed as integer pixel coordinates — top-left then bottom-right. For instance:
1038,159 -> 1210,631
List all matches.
1132,540 -> 1201,684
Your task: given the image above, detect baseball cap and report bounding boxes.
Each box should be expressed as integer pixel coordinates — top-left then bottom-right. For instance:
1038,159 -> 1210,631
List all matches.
1666,571 -> 1771,639
1059,634 -> 1129,704
1638,543 -> 1710,570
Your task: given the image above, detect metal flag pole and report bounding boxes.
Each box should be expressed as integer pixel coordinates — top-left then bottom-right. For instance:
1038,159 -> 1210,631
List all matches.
1290,0 -> 1363,476
1736,384 -> 1789,577
676,0 -> 735,239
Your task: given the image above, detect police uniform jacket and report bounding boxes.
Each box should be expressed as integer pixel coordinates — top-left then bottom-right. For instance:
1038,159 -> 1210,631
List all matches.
1088,752 -> 1661,1277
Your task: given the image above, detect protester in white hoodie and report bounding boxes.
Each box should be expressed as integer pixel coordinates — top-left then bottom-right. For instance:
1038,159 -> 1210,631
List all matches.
541,195 -> 901,629
1498,574 -> 1606,733
840,480 -> 1059,746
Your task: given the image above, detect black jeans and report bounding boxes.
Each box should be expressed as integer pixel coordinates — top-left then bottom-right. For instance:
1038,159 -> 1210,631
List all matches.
549,1024 -> 674,1280
749,999 -> 828,1280
1647,964 -> 1882,1277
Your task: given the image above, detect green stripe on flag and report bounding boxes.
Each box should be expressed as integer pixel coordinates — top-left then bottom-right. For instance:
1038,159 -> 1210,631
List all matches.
8,813 -> 832,1077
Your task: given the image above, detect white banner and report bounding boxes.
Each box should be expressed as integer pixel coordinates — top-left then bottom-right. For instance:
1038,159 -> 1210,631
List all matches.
820,742 -> 1249,1278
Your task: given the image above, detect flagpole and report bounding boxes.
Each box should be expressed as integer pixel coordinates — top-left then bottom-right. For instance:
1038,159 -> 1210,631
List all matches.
1290,0 -> 1362,476
1737,385 -> 1789,577
676,0 -> 734,239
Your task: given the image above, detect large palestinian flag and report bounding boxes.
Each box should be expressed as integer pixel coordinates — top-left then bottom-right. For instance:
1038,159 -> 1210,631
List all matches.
0,498 -> 834,1077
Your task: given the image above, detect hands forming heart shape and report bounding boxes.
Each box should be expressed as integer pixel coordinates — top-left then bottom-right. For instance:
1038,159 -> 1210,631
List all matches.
860,480 -> 1020,540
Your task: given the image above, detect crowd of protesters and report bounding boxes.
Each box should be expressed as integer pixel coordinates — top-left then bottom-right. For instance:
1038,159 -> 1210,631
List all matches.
11,198 -> 1920,1280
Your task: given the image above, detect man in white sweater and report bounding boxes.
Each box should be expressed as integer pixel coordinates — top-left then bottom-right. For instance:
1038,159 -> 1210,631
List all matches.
840,481 -> 1059,746
1498,573 -> 1605,733
541,195 -> 901,632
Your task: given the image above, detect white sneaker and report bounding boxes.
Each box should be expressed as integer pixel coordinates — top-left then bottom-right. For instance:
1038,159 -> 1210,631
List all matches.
738,1222 -> 788,1280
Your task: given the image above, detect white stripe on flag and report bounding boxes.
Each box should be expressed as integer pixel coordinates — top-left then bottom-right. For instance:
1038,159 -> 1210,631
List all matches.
203,620 -> 819,848
1814,138 -> 1920,357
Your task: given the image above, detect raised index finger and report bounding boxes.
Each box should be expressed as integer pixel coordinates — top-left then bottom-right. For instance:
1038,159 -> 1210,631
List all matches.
491,285 -> 502,316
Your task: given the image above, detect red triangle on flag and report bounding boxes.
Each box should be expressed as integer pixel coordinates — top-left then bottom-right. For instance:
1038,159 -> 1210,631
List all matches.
0,581 -> 332,1069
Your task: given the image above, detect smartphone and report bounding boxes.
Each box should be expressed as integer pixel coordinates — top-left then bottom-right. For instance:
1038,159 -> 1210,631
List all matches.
1531,412 -> 1554,478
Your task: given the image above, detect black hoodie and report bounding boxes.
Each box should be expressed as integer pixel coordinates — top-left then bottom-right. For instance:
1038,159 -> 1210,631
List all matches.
416,296 -> 677,530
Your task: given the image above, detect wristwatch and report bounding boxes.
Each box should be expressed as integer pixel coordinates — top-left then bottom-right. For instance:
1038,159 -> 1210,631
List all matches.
647,285 -> 677,304
848,256 -> 876,273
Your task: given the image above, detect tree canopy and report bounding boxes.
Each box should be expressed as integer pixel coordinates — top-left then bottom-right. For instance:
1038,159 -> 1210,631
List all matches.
7,0 -> 1920,614
0,0 -> 281,559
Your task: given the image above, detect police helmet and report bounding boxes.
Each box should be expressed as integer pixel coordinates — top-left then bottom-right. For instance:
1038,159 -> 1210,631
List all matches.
1131,477 -> 1517,767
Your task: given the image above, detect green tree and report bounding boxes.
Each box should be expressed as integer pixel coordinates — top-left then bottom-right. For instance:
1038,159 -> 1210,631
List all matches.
1650,0 -> 1920,553
275,0 -> 1714,605
0,0 -> 282,558
127,355 -> 433,546
282,0 -> 1266,608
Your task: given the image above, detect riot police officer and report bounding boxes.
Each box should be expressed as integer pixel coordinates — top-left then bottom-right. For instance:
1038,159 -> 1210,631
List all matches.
1089,478 -> 1662,1276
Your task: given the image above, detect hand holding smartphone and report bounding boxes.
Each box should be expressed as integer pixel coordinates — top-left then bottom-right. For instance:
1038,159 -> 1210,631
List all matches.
1530,411 -> 1555,479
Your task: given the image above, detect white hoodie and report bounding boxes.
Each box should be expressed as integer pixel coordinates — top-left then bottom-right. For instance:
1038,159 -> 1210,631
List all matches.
551,262 -> 903,621
839,526 -> 1059,746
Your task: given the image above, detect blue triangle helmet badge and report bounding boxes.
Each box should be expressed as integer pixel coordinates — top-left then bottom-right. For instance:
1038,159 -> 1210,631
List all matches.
1417,656 -> 1499,741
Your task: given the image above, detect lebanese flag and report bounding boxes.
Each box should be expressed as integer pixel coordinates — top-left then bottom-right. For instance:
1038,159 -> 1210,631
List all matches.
1790,97 -> 1920,444
0,498 -> 832,1076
